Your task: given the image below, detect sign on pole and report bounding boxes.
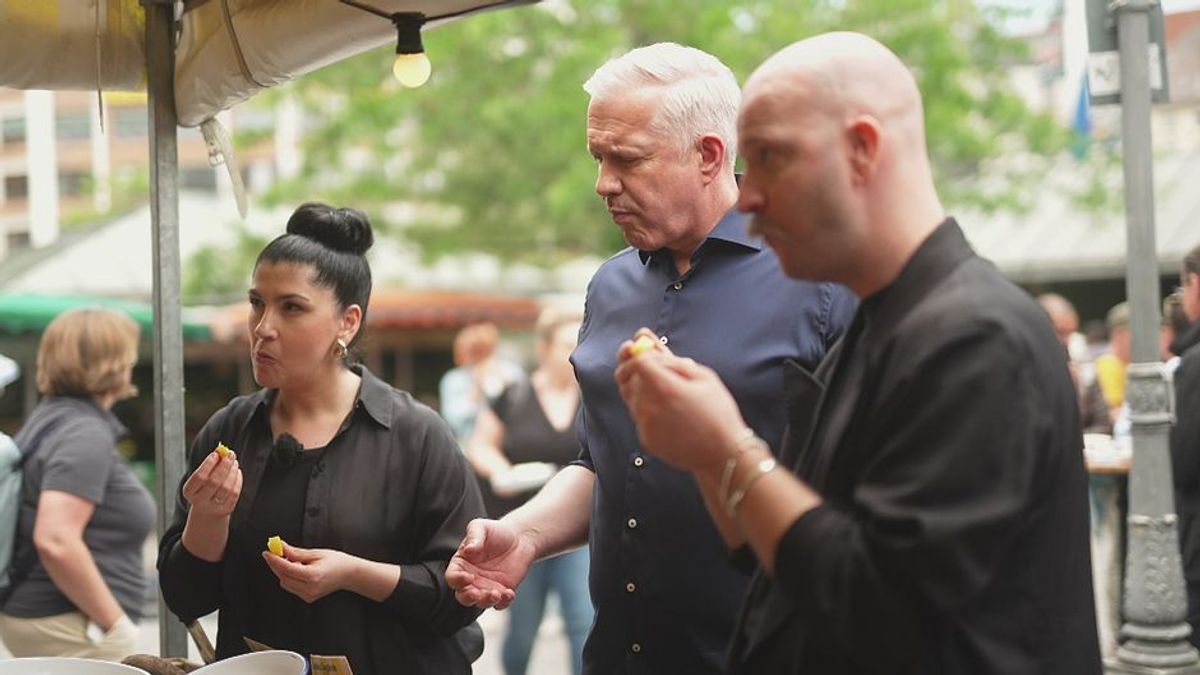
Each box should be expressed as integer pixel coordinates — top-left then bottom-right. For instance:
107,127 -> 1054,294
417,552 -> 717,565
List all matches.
1086,0 -> 1170,105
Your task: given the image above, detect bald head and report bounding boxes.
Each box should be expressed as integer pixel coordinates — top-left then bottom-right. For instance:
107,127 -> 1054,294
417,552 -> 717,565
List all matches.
735,32 -> 946,297
1037,293 -> 1079,350
746,32 -> 926,159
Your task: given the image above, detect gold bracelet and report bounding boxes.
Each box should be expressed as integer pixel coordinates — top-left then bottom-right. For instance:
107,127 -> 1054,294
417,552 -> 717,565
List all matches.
723,456 -> 777,518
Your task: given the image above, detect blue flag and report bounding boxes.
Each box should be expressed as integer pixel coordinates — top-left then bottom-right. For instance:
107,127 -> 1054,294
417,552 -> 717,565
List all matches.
1071,74 -> 1092,159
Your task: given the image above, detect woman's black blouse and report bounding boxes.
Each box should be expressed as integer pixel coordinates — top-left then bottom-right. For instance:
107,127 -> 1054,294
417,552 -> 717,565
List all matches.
157,367 -> 485,675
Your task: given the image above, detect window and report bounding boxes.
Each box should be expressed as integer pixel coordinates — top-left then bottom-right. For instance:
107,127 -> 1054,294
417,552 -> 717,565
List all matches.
1,118 -> 25,144
7,231 -> 31,250
113,108 -> 146,138
56,112 -> 91,141
4,175 -> 28,200
58,171 -> 90,197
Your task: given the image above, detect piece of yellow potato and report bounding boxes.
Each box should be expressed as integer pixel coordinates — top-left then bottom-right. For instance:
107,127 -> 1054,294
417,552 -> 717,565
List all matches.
214,442 -> 234,459
267,536 -> 284,557
629,335 -> 657,357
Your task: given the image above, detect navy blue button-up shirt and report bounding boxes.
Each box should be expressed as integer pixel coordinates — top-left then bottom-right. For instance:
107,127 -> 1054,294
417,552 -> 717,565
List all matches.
570,208 -> 856,675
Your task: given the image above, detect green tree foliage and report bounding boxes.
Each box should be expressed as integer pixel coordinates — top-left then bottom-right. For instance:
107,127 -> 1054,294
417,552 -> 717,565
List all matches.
182,225 -> 268,304
261,0 -> 1066,265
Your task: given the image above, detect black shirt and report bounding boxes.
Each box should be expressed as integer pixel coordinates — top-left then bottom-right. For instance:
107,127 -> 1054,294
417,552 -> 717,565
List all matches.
1171,320 -> 1200,582
158,366 -> 485,675
730,220 -> 1101,674
243,446 -> 326,653
481,379 -> 580,517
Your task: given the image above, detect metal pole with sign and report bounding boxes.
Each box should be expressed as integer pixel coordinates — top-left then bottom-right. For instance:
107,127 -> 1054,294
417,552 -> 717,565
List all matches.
144,0 -> 190,659
1090,0 -> 1198,672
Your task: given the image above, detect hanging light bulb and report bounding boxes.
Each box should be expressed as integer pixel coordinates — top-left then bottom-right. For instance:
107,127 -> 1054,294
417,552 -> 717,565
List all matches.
392,13 -> 431,88
393,52 -> 432,88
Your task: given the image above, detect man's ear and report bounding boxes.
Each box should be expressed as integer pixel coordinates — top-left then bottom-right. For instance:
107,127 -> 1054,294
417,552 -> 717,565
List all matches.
846,116 -> 882,186
697,134 -> 728,184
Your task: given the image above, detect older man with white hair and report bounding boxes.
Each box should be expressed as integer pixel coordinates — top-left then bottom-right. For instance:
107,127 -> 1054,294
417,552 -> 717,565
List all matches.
448,43 -> 854,674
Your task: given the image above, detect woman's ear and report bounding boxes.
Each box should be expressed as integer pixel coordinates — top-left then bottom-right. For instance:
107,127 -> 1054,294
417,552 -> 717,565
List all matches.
340,304 -> 363,345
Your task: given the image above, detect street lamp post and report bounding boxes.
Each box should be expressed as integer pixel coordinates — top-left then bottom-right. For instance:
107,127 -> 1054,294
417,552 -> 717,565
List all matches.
1106,1 -> 1199,671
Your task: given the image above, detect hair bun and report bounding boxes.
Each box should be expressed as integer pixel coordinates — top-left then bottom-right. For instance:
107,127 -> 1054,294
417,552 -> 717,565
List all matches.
286,202 -> 374,255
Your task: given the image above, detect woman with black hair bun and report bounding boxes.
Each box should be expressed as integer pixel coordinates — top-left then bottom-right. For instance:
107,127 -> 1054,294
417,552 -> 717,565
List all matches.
158,202 -> 486,674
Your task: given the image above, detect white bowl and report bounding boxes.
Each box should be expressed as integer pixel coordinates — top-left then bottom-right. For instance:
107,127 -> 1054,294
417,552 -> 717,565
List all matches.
193,651 -> 308,675
0,659 -> 144,675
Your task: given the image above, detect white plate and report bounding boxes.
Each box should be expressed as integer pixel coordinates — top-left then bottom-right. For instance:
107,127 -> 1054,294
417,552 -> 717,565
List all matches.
193,651 -> 308,675
0,659 -> 144,675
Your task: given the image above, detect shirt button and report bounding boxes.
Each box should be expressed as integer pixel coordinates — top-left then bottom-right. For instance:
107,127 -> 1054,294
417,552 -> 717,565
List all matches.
633,456 -> 644,468
306,507 -> 320,517
659,335 -> 669,345
672,282 -> 682,290
627,517 -> 638,529
631,643 -> 642,654
626,582 -> 636,593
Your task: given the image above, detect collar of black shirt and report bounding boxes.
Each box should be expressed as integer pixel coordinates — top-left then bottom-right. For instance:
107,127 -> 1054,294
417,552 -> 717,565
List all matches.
243,364 -> 395,434
857,217 -> 973,333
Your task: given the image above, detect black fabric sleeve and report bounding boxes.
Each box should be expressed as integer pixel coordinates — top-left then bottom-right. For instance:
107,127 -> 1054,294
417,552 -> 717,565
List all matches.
772,329 -> 1043,661
383,413 -> 485,635
157,406 -> 233,623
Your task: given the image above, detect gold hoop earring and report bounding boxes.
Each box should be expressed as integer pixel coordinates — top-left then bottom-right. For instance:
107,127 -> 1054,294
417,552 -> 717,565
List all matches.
334,338 -> 349,360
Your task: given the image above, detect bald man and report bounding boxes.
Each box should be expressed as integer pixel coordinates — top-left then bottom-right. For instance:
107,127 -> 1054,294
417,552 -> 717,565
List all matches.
616,33 -> 1101,673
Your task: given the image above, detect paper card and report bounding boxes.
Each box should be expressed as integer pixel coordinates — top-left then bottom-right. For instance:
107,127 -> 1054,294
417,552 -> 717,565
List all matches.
311,655 -> 354,675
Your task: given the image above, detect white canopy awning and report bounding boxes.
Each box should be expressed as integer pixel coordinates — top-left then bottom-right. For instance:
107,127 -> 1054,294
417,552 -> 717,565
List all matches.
959,151 -> 1200,283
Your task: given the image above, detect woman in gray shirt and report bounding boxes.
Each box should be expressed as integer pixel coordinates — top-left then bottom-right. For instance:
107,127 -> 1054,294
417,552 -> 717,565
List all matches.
0,308 -> 154,660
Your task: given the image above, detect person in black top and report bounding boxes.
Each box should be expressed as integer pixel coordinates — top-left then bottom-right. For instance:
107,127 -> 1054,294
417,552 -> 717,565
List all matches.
1171,244 -> 1200,647
616,33 -> 1100,674
157,203 -> 485,674
466,310 -> 593,675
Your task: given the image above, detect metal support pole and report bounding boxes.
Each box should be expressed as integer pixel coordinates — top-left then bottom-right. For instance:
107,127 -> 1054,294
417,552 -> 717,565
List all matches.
145,0 -> 190,659
1107,0 -> 1200,671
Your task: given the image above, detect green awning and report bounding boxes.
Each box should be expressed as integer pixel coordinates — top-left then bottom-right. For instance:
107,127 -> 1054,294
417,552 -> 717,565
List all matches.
0,293 -> 211,341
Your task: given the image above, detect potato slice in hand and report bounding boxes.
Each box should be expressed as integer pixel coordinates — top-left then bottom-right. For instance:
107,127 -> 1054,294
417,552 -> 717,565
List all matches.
630,335 -> 657,357
214,442 -> 235,459
267,536 -> 284,557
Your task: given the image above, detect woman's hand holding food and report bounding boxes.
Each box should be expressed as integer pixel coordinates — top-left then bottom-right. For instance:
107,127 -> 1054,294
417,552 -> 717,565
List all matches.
180,443 -> 244,562
182,443 -> 243,519
263,538 -> 399,604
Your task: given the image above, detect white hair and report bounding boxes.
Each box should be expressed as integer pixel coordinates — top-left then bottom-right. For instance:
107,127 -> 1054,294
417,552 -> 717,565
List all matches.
583,43 -> 740,168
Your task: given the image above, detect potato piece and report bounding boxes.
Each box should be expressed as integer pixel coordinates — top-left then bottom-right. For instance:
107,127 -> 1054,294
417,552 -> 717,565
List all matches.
214,442 -> 234,459
629,335 -> 657,357
267,536 -> 284,557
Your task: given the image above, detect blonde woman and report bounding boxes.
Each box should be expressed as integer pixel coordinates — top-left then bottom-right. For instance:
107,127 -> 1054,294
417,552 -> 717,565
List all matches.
0,308 -> 152,660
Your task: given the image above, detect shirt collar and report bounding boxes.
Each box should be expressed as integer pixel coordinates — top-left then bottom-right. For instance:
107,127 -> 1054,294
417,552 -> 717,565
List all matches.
245,364 -> 394,432
354,365 -> 395,429
860,217 -> 974,330
637,207 -> 762,265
